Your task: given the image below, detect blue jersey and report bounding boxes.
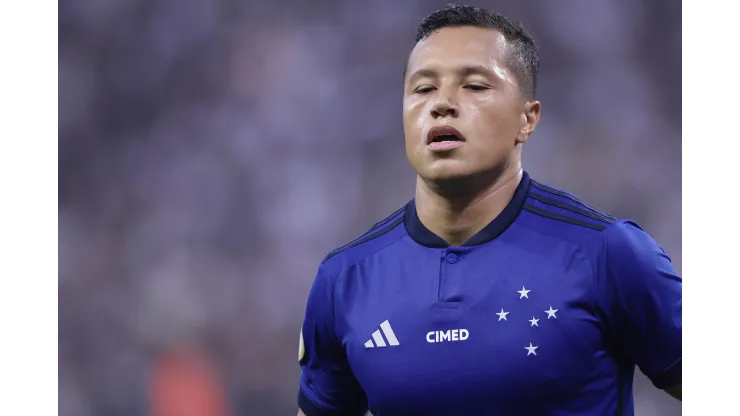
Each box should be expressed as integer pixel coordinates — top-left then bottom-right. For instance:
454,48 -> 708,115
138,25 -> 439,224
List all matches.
297,172 -> 682,416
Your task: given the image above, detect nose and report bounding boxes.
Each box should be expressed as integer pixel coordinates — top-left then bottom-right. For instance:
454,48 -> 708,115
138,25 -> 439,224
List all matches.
430,93 -> 459,119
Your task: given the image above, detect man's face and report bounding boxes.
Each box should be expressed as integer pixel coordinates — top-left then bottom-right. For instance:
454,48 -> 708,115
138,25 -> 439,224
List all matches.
403,26 -> 537,184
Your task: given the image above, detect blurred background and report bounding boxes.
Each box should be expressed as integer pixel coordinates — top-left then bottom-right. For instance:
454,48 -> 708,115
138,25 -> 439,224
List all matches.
58,0 -> 681,415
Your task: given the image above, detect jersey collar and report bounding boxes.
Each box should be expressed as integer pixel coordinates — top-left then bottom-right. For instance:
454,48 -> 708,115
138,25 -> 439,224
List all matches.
404,171 -> 531,248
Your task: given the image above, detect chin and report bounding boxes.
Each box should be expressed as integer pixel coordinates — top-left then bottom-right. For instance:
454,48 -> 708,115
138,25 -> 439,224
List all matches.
420,162 -> 477,184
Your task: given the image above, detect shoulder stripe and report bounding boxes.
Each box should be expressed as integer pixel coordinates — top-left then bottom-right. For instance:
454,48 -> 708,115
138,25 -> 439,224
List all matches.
322,214 -> 405,263
527,191 -> 615,225
530,180 -> 616,221
323,205 -> 405,261
368,205 -> 406,233
523,203 -> 607,231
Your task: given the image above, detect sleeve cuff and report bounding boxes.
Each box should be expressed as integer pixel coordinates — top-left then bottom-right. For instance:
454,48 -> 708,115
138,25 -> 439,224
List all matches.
649,358 -> 682,389
298,387 -> 364,416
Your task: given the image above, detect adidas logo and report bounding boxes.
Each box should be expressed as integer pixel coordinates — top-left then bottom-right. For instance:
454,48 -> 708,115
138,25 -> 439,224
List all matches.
364,320 -> 400,348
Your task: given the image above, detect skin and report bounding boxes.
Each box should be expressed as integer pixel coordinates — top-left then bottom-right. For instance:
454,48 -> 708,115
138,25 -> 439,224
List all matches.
403,26 -> 539,246
298,24 -> 678,415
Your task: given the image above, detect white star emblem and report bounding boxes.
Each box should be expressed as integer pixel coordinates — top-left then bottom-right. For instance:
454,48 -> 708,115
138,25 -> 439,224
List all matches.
517,286 -> 531,299
496,308 -> 509,321
525,342 -> 538,356
529,316 -> 539,327
545,306 -> 558,319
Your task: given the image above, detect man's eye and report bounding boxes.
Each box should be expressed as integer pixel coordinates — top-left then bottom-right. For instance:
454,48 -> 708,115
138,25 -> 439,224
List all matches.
464,84 -> 489,91
415,86 -> 436,94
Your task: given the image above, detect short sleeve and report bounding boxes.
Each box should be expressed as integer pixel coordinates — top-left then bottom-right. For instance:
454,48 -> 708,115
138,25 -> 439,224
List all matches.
297,264 -> 368,416
599,220 -> 682,389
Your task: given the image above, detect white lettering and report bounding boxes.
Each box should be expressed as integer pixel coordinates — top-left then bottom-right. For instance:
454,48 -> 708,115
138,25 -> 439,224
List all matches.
425,329 -> 469,343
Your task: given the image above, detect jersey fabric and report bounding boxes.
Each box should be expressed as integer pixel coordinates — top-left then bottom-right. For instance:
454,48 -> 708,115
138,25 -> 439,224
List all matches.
297,171 -> 682,416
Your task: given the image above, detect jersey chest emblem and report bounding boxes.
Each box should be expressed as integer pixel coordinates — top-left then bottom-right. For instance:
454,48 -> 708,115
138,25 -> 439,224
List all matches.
363,320 -> 400,348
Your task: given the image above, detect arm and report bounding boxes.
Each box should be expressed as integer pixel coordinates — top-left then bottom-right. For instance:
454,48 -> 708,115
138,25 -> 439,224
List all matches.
296,264 -> 369,416
665,384 -> 681,400
600,220 -> 682,401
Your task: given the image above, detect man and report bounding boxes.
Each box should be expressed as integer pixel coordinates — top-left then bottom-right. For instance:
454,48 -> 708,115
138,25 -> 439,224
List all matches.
297,4 -> 681,415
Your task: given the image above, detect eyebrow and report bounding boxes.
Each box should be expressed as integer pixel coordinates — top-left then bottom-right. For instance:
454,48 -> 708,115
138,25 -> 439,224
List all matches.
406,64 -> 496,86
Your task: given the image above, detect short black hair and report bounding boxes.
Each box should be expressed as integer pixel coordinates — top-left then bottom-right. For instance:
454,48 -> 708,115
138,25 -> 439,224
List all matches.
413,4 -> 539,99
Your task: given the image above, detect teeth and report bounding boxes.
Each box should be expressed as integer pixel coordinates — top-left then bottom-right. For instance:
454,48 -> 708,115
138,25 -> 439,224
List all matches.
433,135 -> 459,142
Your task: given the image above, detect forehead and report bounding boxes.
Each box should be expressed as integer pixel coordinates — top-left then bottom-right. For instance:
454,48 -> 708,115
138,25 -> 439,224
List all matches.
407,26 -> 510,74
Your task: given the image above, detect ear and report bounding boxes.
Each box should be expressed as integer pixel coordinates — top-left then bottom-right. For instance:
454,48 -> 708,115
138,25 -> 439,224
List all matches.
516,100 -> 541,145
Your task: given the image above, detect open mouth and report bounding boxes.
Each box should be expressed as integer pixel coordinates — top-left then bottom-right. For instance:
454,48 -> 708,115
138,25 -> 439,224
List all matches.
427,126 -> 466,145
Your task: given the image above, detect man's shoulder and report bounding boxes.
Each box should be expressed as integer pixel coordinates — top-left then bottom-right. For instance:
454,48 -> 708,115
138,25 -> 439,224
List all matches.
319,202 -> 410,272
519,177 -> 671,277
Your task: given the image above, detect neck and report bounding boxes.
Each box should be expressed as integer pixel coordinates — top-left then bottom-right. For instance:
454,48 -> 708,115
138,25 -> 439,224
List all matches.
414,164 -> 523,246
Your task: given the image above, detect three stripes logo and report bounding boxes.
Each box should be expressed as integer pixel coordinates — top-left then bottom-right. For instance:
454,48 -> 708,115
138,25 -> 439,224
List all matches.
364,320 -> 400,348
